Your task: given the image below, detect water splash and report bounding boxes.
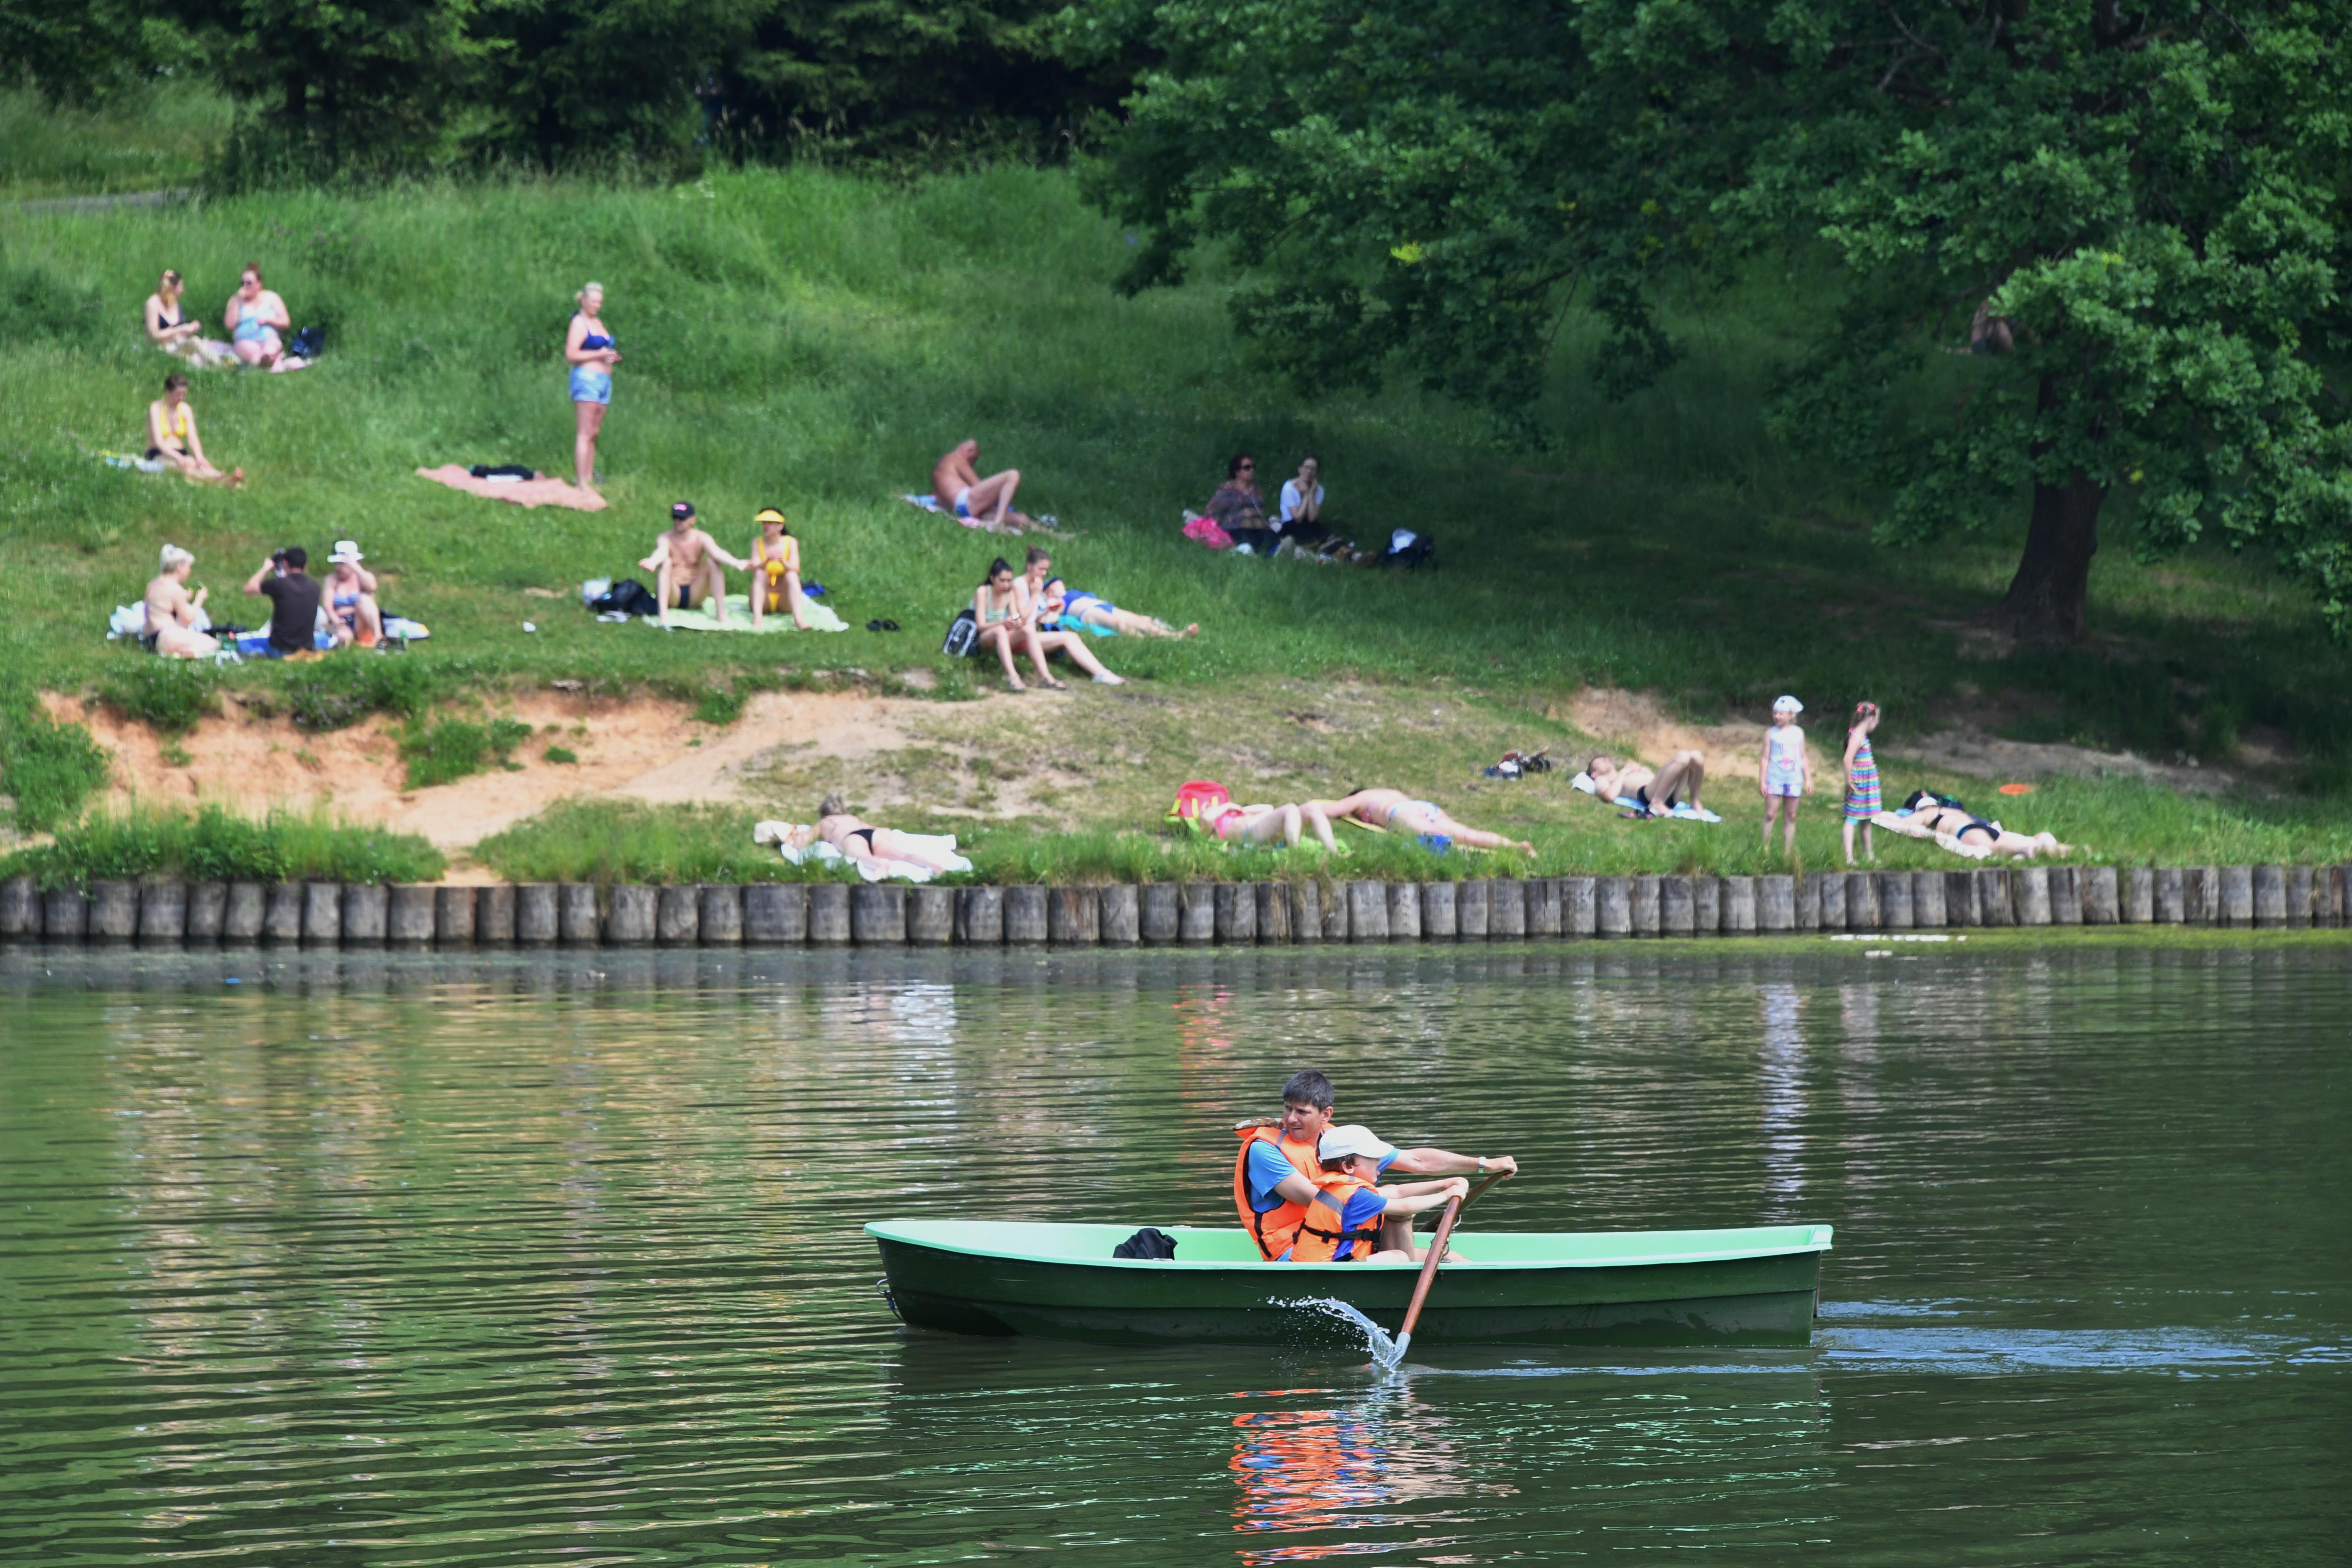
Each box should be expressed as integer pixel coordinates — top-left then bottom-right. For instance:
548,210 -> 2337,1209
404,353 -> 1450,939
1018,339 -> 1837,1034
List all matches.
1284,1297 -> 1406,1368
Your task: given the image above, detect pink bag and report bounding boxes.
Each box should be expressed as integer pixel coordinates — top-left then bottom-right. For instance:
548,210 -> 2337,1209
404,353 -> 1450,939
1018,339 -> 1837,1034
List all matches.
1181,512 -> 1233,550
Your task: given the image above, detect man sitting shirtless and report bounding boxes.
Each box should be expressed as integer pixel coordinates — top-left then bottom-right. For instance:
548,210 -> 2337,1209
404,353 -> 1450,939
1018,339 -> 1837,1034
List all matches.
640,501 -> 750,628
931,439 -> 1033,532
1307,788 -> 1536,856
1587,751 -> 1708,817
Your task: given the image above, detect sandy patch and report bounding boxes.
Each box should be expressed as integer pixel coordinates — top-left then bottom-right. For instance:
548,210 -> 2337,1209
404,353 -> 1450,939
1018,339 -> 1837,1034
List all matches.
1552,686 -> 1833,783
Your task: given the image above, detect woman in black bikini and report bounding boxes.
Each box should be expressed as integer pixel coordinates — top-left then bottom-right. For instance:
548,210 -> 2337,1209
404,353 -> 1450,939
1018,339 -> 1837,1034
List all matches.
145,270 -> 235,367
814,794 -> 970,875
1894,790 -> 2072,860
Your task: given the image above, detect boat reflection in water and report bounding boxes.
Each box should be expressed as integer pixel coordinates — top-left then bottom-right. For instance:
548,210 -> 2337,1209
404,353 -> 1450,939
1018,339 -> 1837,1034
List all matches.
1227,1381 -> 1485,1563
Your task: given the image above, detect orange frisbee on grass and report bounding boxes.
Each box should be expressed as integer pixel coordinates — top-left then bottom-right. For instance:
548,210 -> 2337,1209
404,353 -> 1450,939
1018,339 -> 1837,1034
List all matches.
1998,783 -> 2034,795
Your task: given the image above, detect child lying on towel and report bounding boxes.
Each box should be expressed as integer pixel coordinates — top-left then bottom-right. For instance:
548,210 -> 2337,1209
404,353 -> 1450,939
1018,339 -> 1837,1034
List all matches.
1871,790 -> 2072,860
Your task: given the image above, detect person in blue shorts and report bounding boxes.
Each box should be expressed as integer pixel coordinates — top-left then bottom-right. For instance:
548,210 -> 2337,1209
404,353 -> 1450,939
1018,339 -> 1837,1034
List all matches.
565,282 -> 621,492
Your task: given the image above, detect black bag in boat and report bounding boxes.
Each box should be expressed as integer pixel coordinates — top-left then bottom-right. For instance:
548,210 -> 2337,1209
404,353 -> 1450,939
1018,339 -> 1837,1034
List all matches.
1111,1227 -> 1179,1260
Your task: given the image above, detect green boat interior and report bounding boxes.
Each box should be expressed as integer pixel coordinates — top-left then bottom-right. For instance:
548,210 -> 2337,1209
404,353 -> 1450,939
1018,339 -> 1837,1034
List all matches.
867,1219 -> 1834,1268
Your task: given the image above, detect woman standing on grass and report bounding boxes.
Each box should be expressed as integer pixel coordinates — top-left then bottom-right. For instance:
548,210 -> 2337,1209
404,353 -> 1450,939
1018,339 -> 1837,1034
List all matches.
565,282 -> 621,491
1842,702 -> 1881,866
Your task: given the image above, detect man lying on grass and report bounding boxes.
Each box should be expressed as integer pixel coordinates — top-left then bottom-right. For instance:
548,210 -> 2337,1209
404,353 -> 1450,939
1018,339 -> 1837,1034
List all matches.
1587,751 -> 1708,818
640,501 -> 750,628
1307,788 -> 1536,856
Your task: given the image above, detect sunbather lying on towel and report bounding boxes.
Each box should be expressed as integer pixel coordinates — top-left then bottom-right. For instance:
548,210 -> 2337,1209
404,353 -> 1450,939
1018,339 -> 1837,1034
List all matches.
1586,751 -> 1707,817
1206,800 -> 1340,852
1307,788 -> 1536,856
1879,790 -> 2072,860
1039,576 -> 1198,638
816,795 -> 972,876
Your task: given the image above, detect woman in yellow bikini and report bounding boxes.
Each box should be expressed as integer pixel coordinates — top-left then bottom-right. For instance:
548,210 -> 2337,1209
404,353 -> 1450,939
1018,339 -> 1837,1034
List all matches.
748,507 -> 810,629
145,372 -> 240,486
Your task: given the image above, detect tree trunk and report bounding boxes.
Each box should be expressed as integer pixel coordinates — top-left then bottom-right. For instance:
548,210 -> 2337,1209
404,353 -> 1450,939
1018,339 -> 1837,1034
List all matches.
284,74 -> 307,125
2000,469 -> 2104,641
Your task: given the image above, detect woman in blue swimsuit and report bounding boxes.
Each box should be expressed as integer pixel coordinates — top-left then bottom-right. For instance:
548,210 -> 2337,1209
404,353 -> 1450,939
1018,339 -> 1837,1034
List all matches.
565,282 -> 621,491
1038,577 -> 1199,639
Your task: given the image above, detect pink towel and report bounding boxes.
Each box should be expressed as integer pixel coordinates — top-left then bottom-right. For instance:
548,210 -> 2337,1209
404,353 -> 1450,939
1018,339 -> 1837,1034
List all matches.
1181,512 -> 1233,550
416,465 -> 607,512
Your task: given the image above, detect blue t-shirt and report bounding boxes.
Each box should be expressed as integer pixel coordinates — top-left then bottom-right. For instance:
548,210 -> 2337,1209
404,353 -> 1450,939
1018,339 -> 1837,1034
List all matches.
1246,1141 -> 1397,1211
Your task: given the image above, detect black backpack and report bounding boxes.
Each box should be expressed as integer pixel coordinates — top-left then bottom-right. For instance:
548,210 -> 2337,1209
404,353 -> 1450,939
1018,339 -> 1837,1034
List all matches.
1379,530 -> 1436,569
591,578 -> 661,618
1111,1227 -> 1179,1260
942,607 -> 978,657
288,325 -> 324,359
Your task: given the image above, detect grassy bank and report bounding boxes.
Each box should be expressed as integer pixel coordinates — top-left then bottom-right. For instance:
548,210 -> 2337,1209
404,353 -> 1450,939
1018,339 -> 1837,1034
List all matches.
5,158 -> 2351,852
3,804 -> 444,888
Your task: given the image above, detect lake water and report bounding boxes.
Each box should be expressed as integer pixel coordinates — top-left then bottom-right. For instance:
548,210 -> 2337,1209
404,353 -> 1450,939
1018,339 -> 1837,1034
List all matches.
2,942 -> 2346,1564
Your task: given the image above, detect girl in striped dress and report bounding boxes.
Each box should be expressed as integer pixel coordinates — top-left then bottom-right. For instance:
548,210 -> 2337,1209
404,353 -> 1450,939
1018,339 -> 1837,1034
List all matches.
1843,702 -> 1882,865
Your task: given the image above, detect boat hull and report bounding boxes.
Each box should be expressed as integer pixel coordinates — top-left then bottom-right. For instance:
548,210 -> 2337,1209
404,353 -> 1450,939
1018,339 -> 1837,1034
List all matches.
871,1222 -> 1828,1348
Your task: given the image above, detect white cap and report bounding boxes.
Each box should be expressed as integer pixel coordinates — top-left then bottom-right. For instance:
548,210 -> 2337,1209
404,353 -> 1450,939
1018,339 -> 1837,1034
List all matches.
328,540 -> 364,564
1318,1124 -> 1396,1163
1772,694 -> 1803,713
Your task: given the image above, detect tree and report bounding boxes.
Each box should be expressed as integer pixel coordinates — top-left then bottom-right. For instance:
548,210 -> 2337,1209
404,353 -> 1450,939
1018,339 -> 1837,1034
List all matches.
1081,0 -> 2352,640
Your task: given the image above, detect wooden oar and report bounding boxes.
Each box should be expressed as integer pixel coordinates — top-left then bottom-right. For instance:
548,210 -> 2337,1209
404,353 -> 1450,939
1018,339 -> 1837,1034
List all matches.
1457,1170 -> 1509,1212
1387,1194 -> 1463,1365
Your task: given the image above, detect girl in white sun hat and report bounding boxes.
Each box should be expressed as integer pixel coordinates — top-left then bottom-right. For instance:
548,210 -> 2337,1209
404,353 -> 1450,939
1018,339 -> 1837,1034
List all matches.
1758,695 -> 1810,859
323,540 -> 382,648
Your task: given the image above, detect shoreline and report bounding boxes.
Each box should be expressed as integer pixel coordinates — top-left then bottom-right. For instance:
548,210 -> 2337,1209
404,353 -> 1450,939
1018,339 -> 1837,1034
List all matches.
6,863 -> 2346,948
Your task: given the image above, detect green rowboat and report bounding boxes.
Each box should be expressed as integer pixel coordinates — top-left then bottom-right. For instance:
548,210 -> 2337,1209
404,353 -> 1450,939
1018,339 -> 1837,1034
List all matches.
868,1219 -> 1834,1348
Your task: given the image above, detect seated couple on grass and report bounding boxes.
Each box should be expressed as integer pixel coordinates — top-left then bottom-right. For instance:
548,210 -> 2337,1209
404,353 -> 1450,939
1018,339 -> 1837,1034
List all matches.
1309,788 -> 1536,856
239,542 -> 382,657
640,502 -> 817,629
1236,1069 -> 1518,1263
970,552 -> 1124,690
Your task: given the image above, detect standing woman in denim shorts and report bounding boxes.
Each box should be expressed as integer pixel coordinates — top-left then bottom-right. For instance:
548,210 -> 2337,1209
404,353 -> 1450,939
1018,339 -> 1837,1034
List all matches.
565,282 -> 621,492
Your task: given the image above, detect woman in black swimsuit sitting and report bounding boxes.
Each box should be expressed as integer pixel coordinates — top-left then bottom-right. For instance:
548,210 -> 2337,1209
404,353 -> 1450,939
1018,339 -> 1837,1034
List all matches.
144,270 -> 236,367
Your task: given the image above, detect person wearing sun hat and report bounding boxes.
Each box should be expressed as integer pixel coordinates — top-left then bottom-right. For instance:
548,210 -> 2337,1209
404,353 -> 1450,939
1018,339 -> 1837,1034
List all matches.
1315,1124 -> 1474,1263
322,539 -> 381,648
1759,694 -> 1811,858
640,500 -> 749,629
748,506 -> 810,630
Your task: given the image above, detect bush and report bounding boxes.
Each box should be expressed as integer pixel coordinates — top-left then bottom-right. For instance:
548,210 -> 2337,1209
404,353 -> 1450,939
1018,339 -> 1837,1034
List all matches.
278,657 -> 441,732
0,693 -> 109,831
0,260 -> 104,346
399,714 -> 534,787
2,804 -> 444,888
99,659 -> 217,736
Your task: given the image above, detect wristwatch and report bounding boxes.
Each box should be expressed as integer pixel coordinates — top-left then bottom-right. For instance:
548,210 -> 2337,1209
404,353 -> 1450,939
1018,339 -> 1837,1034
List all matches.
1476,1156 -> 1488,1173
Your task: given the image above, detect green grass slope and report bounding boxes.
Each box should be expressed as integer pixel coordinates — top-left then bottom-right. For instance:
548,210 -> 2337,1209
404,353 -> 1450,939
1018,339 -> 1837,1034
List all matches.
3,163 -> 2349,856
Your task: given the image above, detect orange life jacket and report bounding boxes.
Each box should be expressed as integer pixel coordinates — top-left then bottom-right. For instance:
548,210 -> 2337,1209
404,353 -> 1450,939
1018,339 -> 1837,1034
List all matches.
1232,1125 -> 1383,1262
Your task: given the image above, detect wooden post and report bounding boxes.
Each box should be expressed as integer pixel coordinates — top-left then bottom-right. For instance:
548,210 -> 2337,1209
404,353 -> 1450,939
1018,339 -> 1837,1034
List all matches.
2286,865 -> 2313,928
1100,884 -> 1138,945
1842,871 -> 1876,932
43,887 -> 90,940
1757,875 -> 1795,934
699,884 -> 743,945
806,882 -> 852,944
2047,866 -> 2080,925
2119,866 -> 2151,924
852,884 -> 907,944
2218,865 -> 2253,928
1975,868 -> 2014,926
1099,884 -> 1141,945
87,881 -> 137,940
138,880 -> 188,942
655,884 -> 700,946
2014,866 -> 2052,926
1345,881 -> 1387,942
224,882 -> 267,942
743,883 -> 806,945
2250,865 -> 2287,928
958,885 -> 1005,945
1794,871 -> 1821,931
262,883 -> 304,942
476,884 -> 515,945
1631,876 -> 1662,937
1818,871 -> 1847,931
1321,880 -> 1350,941
908,885 -> 956,945
1289,880 -> 1322,944
1722,876 -> 1757,935
1489,879 -> 1527,939
558,883 -> 600,944
300,882 -> 341,945
1911,870 -> 1946,928
1563,877 -> 1597,937
1138,883 -> 1180,944
1696,875 -> 1724,935
1178,882 -> 1215,945
1455,881 -> 1489,939
1387,881 -> 1423,940
440,885 -> 481,946
1054,885 -> 1104,945
516,883 -> 561,944
1660,875 -> 1696,936
1003,885 -> 1049,944
2152,867 -> 2184,924
1595,877 -> 1632,938
2084,868 -> 2122,926
1420,882 -> 1456,939
1252,882 -> 1288,944
0,876 -> 36,937
606,885 -> 657,945
1212,882 -> 1255,944
388,884 -> 436,946
1527,877 -> 1563,937
341,883 -> 387,946
186,882 -> 227,942
1876,870 -> 1913,930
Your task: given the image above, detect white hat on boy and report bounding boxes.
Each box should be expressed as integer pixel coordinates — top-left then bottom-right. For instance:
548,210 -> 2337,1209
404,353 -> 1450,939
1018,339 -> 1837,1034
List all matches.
1318,1124 -> 1397,1163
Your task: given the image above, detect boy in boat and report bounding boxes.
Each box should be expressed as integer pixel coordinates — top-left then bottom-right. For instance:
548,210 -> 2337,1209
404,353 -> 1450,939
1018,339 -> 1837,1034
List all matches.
1316,1125 -> 1472,1262
1234,1069 -> 1516,1261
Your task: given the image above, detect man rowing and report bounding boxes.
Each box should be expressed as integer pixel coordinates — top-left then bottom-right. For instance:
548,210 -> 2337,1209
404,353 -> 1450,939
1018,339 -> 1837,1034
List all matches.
1233,1068 -> 1518,1262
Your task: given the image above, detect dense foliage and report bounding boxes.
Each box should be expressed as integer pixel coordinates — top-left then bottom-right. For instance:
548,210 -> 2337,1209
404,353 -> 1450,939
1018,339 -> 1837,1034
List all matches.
1081,0 -> 2352,641
4,0 -> 1127,169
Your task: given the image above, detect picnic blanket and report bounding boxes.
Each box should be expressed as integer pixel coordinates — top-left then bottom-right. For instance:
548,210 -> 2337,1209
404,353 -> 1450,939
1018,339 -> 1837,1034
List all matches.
1569,772 -> 1724,822
648,594 -> 848,633
1870,808 -> 1996,859
417,465 -> 607,512
752,821 -> 972,884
